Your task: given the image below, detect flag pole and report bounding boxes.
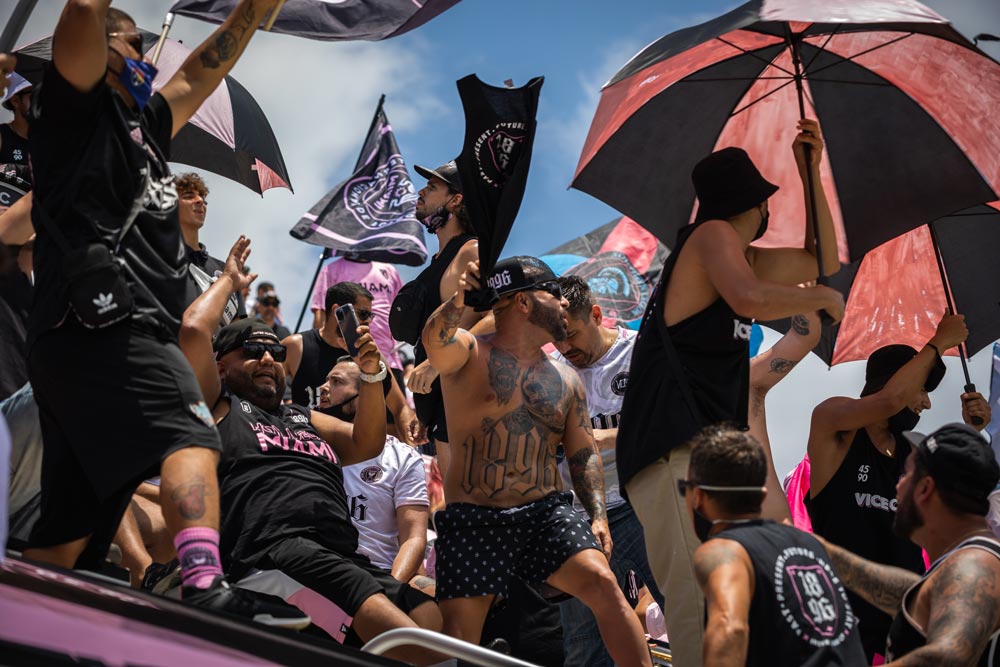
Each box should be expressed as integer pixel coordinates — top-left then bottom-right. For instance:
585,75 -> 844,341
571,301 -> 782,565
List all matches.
150,12 -> 175,66
0,0 -> 38,53
928,221 -> 982,425
292,94 -> 386,333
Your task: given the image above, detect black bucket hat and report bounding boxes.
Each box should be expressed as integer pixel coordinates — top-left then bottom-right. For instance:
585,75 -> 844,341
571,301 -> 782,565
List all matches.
692,147 -> 779,221
861,344 -> 946,397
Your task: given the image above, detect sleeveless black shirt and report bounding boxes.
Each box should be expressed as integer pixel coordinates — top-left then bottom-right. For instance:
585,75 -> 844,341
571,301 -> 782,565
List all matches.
710,520 -> 866,667
292,328 -> 349,409
0,123 -> 31,207
617,221 -> 751,486
406,233 -> 475,438
805,429 -> 925,661
886,536 -> 1000,665
216,393 -> 358,579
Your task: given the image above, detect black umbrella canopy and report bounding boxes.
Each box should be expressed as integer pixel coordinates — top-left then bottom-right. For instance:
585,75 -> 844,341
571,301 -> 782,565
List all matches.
766,203 -> 1000,365
14,31 -> 292,195
573,0 -> 1000,261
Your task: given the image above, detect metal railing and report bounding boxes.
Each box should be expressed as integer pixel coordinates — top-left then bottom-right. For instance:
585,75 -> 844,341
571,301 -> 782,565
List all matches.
362,628 -> 541,667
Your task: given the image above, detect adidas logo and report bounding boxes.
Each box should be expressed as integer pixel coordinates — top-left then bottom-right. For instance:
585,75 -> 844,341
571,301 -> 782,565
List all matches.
93,292 -> 118,315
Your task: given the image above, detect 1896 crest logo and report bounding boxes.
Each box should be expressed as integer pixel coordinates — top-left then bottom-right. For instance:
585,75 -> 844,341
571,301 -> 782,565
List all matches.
474,122 -> 526,188
345,154 -> 417,229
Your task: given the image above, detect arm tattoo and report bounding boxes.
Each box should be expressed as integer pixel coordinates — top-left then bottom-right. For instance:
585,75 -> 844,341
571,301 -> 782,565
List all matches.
791,314 -> 810,336
693,542 -> 740,587
769,357 -> 796,374
171,475 -> 211,520
199,1 -> 258,69
567,445 -> 606,522
824,541 -> 919,616
573,388 -> 593,433
904,553 -> 1000,667
436,300 -> 464,346
488,348 -> 519,405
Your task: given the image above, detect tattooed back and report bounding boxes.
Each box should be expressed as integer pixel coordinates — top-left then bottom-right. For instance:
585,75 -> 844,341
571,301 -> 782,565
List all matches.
440,336 -> 586,508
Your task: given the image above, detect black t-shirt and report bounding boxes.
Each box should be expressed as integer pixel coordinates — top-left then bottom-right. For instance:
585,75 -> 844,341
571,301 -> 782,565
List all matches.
805,431 -> 926,661
184,243 -> 247,327
216,393 -> 358,579
617,222 -> 750,487
710,520 -> 866,667
28,65 -> 188,342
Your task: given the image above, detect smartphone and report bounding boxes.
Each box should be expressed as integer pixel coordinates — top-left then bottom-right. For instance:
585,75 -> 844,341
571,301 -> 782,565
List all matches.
335,303 -> 362,357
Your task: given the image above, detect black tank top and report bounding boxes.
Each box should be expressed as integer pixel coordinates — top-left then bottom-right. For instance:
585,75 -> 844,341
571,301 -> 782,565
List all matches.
0,123 -> 31,208
409,233 -> 475,437
216,392 -> 358,579
617,221 -> 751,486
711,520 -> 866,667
805,429 -> 925,660
292,328 -> 348,409
886,536 -> 1000,665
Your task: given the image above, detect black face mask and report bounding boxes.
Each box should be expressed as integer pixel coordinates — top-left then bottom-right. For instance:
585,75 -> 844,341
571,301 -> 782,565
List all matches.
322,393 -> 359,422
693,508 -> 715,542
752,207 -> 770,242
888,406 -> 920,435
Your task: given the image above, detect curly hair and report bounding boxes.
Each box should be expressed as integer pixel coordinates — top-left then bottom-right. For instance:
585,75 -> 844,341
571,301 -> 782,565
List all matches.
173,172 -> 209,199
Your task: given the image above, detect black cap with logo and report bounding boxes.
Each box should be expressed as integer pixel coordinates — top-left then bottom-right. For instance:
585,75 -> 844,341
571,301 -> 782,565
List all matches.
414,160 -> 462,193
903,423 -> 1000,516
213,319 -> 280,359
486,255 -> 558,296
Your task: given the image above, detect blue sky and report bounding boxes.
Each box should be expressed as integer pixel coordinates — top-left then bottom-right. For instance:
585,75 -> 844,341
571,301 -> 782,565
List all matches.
3,0 -> 999,476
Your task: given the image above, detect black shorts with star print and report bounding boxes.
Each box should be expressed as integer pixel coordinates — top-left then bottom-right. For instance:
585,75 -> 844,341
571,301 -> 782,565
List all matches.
434,492 -> 601,600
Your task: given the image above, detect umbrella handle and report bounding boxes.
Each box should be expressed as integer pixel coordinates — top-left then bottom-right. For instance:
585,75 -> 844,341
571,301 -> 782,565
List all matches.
964,382 -> 984,426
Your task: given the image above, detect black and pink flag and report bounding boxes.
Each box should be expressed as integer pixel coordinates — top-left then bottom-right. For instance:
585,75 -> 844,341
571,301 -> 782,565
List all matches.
454,75 -> 543,308
170,0 -> 462,41
289,101 -> 427,266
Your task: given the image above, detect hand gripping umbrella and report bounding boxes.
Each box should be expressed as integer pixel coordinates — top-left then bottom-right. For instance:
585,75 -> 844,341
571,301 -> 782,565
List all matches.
14,31 -> 292,196
572,0 -> 1000,273
766,203 -> 1000,424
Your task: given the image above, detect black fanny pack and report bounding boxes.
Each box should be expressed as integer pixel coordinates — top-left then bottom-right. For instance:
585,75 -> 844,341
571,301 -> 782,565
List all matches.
389,280 -> 429,345
63,243 -> 133,329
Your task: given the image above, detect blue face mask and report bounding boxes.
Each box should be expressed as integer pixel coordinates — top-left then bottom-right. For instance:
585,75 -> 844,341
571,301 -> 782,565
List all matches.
117,57 -> 158,111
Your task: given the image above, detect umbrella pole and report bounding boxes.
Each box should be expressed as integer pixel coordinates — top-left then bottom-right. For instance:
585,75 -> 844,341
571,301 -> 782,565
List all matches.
293,248 -> 333,333
928,222 -> 982,424
150,13 -> 174,66
784,24 -> 827,284
0,0 -> 38,53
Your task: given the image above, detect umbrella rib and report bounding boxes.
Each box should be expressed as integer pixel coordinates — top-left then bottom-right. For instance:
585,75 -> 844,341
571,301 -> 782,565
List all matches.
802,78 -> 894,87
730,78 -> 797,117
715,36 -> 795,77
802,24 -> 842,73
804,32 -> 914,78
679,75 -> 794,82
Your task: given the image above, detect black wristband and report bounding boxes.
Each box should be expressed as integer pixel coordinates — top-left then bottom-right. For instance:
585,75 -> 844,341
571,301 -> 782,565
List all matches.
926,342 -> 941,357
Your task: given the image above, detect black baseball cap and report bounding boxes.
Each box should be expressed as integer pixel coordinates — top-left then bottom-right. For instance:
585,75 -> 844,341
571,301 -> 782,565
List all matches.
903,423 -> 1000,515
414,160 -> 462,193
692,147 -> 779,221
861,344 -> 946,397
213,319 -> 280,359
486,256 -> 559,296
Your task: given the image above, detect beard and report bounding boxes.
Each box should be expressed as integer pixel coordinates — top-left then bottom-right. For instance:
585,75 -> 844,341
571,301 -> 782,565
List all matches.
893,490 -> 924,539
225,367 -> 285,412
528,295 -> 568,342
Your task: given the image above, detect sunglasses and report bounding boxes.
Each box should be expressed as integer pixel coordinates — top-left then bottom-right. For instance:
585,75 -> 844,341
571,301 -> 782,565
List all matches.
108,31 -> 144,55
527,280 -> 562,299
355,309 -> 374,322
260,299 -> 280,307
242,341 -> 287,362
677,479 -> 699,497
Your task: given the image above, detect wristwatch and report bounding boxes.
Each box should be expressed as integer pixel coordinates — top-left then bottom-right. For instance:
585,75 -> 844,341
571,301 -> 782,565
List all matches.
359,361 -> 388,384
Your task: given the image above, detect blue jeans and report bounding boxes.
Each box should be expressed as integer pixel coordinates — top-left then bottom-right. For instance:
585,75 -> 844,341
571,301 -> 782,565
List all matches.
559,503 -> 663,666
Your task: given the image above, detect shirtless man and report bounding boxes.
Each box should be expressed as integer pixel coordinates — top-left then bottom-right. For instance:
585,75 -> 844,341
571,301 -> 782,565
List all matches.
422,255 -> 651,666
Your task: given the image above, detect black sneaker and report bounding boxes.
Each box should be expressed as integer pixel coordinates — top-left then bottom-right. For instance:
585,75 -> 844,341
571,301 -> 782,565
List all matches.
183,576 -> 311,630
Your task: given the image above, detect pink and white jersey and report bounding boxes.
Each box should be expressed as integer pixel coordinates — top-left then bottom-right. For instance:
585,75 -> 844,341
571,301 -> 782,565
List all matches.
310,258 -> 403,369
342,437 -> 428,571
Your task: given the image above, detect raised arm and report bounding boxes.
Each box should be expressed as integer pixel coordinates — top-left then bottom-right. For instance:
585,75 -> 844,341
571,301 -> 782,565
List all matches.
694,220 -> 844,323
884,551 -> 1000,667
694,539 -> 754,667
158,0 -> 282,137
309,331 -> 387,465
51,0 -> 111,92
421,260 -> 480,378
750,310 -> 821,397
562,371 -> 611,559
815,533 -> 921,617
748,119 -> 840,284
179,236 -> 257,408
440,240 -> 489,331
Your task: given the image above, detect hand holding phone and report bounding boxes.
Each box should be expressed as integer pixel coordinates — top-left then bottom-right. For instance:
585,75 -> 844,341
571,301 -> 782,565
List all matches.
335,304 -> 362,357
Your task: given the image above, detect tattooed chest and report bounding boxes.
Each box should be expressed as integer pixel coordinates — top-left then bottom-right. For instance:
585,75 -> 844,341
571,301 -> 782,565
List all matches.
460,407 -> 562,499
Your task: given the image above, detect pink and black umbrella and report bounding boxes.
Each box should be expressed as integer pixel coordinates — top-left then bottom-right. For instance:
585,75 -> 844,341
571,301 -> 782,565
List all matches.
14,31 -> 291,195
572,0 -> 1000,264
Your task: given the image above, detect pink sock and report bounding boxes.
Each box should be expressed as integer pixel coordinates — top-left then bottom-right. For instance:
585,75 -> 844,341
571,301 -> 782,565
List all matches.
174,527 -> 223,590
